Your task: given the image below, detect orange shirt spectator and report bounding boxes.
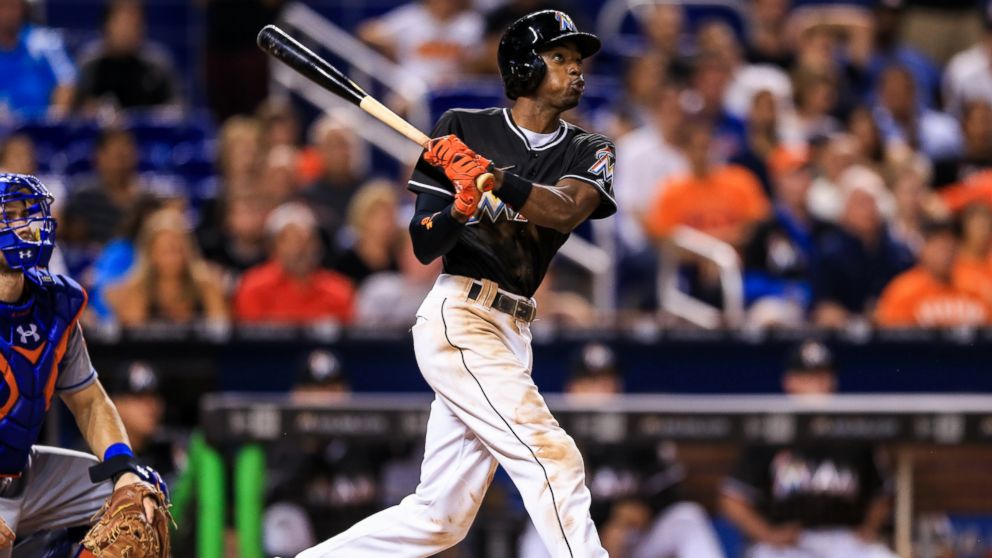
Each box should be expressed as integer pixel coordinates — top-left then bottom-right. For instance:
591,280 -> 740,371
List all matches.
644,165 -> 770,247
234,261 -> 355,323
234,202 -> 355,324
953,203 -> 992,304
954,254 -> 992,304
876,221 -> 992,327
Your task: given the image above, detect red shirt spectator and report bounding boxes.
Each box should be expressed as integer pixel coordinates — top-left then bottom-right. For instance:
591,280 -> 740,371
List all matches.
234,202 -> 355,324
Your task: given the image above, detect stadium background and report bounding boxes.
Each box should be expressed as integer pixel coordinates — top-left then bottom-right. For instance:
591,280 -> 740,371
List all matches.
5,0 -> 992,556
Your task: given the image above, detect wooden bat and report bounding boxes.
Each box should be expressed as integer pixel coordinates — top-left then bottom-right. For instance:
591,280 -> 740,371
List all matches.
257,24 -> 493,191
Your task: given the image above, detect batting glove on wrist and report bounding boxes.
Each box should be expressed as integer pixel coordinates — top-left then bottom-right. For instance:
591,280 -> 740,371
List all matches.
452,178 -> 483,219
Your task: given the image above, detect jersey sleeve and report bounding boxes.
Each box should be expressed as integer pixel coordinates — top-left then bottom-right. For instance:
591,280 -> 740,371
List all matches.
407,110 -> 460,200
559,133 -> 617,220
56,323 -> 97,393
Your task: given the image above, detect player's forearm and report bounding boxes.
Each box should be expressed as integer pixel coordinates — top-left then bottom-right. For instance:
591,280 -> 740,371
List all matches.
63,381 -> 131,458
493,169 -> 596,233
409,205 -> 465,264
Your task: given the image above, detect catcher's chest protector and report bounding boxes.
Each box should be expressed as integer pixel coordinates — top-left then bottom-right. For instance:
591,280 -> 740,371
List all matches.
0,276 -> 85,474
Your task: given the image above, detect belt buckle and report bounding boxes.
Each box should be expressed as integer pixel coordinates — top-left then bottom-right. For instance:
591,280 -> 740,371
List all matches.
513,300 -> 535,322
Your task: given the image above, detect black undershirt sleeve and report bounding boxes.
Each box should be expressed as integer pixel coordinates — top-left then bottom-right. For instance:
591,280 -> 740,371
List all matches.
409,191 -> 465,264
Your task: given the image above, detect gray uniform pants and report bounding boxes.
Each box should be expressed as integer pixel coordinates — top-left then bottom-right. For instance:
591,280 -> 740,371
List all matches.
0,446 -> 111,558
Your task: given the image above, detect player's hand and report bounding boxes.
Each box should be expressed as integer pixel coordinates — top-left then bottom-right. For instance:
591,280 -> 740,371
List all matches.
424,135 -> 474,167
424,135 -> 495,192
0,516 -> 13,548
761,523 -> 801,547
452,178 -> 483,220
115,472 -> 164,523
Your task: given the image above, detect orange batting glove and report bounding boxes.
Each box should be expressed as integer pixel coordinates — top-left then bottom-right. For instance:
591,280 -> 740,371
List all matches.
452,178 -> 483,219
424,135 -> 495,192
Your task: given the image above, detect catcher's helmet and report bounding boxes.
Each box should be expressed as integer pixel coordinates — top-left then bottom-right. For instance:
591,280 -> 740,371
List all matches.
498,10 -> 601,100
0,173 -> 56,279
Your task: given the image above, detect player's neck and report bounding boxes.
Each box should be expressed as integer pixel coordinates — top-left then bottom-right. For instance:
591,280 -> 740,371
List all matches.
510,101 -> 562,134
0,271 -> 25,303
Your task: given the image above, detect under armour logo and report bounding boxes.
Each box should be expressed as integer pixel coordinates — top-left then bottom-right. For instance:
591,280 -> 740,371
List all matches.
16,324 -> 39,344
18,250 -> 31,260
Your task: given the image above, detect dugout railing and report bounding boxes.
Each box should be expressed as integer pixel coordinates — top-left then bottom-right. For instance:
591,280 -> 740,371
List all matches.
196,393 -> 992,558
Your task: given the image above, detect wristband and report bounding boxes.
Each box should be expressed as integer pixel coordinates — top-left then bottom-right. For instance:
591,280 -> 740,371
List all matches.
498,172 -> 533,210
103,443 -> 133,462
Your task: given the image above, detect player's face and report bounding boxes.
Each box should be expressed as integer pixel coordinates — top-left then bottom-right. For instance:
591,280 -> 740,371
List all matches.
535,42 -> 585,111
0,195 -> 40,272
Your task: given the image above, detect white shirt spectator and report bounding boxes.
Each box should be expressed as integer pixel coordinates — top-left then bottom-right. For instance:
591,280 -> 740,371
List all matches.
613,124 -> 688,252
375,3 -> 483,86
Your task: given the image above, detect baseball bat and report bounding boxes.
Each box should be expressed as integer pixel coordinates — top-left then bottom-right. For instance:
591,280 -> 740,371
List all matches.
257,25 -> 494,191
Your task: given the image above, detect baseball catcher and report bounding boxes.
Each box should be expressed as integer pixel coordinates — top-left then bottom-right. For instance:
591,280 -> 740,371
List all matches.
0,173 -> 170,557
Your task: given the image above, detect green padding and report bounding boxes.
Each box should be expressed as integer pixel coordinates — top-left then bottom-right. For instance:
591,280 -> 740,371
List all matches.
197,434 -> 225,558
235,444 -> 266,558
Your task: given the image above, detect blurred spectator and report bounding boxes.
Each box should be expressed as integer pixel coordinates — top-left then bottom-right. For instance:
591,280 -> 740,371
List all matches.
744,0 -> 791,68
62,128 -> 145,276
198,116 -> 263,241
807,133 -> 860,223
263,349 -> 398,556
933,100 -> 992,188
613,81 -> 688,309
640,4 -> 689,70
954,203 -> 992,304
218,115 -> 263,191
873,65 -> 961,160
88,194 -> 164,323
889,153 -> 935,253
876,219 -> 992,327
721,340 -> 896,558
866,1 -> 939,109
234,202 -> 355,324
847,106 -> 886,171
105,208 -> 228,326
356,0 -> 482,86
743,149 -> 835,323
258,144 -> 301,204
688,53 -> 747,160
198,190 -> 271,286
355,233 -> 441,327
787,69 -> 842,143
301,112 -> 371,250
204,0 -> 284,121
944,16 -> 992,116
104,361 -> 180,482
333,180 -> 400,285
730,89 -> 782,195
702,20 -> 793,131
644,122 -> 770,250
74,0 -> 180,114
0,133 -> 68,215
256,95 -> 301,151
519,343 -> 725,558
812,166 -> 914,327
0,0 -> 75,119
790,24 -> 860,119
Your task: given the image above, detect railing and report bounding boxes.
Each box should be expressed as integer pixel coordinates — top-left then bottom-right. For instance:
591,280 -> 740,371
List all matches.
558,233 -> 616,314
658,225 -> 744,328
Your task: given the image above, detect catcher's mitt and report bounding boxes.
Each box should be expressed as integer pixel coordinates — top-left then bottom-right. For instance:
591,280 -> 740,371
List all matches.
82,481 -> 172,558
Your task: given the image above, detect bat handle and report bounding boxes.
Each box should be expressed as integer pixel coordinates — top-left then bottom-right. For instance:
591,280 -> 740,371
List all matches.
476,173 -> 495,193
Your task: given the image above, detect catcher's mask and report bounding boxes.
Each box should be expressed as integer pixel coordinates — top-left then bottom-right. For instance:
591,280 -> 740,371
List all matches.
0,173 -> 56,282
497,10 -> 601,100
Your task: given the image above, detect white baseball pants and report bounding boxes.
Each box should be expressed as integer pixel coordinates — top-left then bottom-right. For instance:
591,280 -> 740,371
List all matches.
297,274 -> 606,558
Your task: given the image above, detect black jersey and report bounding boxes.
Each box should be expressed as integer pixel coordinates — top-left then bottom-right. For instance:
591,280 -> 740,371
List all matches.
408,108 -> 617,298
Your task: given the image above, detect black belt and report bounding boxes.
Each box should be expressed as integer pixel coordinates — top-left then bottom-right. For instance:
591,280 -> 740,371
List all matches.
467,282 -> 536,323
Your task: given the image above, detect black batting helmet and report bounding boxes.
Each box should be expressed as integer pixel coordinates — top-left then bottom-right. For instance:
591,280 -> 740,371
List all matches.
497,10 -> 601,100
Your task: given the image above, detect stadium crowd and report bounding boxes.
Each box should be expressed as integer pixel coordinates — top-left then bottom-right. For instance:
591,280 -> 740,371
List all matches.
1,0 -> 991,556
2,0 -> 992,331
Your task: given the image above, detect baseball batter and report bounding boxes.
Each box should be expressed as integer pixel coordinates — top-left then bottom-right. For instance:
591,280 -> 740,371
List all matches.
0,173 -> 169,557
298,10 -> 615,558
